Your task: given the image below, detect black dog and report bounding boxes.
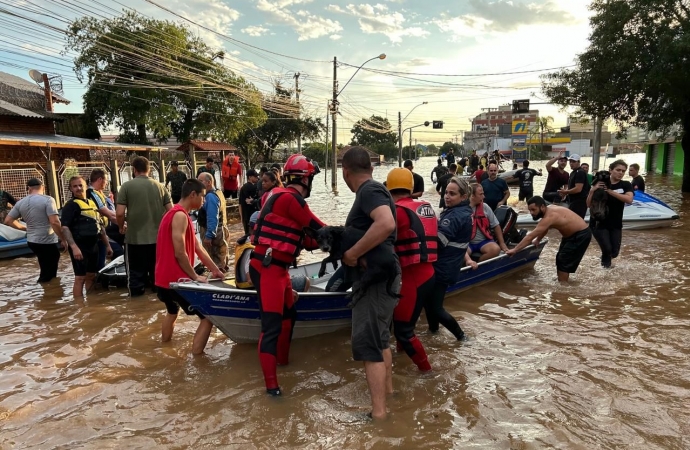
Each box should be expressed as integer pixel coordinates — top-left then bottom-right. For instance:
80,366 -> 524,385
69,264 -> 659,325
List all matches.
304,226 -> 400,305
589,170 -> 611,223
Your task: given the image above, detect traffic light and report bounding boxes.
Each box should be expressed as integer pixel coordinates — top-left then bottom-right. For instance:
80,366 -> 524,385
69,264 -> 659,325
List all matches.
512,99 -> 530,113
432,120 -> 444,129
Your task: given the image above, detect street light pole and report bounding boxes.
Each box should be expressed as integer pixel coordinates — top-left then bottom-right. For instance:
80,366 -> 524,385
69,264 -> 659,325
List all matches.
330,54 -> 386,192
398,101 -> 428,166
402,122 -> 430,161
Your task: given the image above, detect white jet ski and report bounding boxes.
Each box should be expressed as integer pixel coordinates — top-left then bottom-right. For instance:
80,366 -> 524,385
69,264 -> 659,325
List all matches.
515,191 -> 680,231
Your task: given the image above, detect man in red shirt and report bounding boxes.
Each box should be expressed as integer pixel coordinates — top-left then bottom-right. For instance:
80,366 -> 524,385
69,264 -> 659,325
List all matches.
250,154 -> 325,396
221,151 -> 243,199
155,178 -> 224,355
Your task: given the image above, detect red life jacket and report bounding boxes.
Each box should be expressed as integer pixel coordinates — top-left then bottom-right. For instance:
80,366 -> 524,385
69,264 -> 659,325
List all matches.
471,204 -> 493,240
222,155 -> 240,178
394,197 -> 439,268
155,204 -> 196,288
251,188 -> 306,261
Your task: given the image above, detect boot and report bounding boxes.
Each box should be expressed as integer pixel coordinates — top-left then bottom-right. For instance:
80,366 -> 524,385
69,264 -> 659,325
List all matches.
409,337 -> 432,372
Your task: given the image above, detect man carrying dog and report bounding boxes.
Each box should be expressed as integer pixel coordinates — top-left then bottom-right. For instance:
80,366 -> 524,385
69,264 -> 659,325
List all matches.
250,154 -> 325,396
386,168 -> 436,372
341,146 -> 400,420
506,196 -> 591,282
559,154 -> 590,219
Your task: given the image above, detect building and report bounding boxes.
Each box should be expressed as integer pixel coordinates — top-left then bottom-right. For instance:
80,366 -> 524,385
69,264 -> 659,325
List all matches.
464,104 -> 539,152
337,146 -> 382,166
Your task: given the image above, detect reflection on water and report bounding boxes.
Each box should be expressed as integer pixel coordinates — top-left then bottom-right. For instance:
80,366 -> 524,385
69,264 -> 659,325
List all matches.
1,154 -> 689,448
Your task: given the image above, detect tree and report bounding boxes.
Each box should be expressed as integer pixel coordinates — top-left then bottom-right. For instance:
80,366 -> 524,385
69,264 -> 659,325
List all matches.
66,11 -> 265,145
541,0 -> 690,191
440,141 -> 461,155
533,116 -> 555,154
233,84 -> 325,164
350,116 -> 397,147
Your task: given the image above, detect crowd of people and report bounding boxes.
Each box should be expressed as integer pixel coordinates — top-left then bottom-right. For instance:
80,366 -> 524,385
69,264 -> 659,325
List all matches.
0,148 -> 648,420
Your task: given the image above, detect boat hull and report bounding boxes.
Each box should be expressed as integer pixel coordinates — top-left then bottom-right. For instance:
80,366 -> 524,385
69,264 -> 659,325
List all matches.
0,238 -> 33,259
516,191 -> 679,231
171,241 -> 547,344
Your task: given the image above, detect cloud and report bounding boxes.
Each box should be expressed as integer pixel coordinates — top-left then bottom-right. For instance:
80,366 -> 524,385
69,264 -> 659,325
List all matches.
436,0 -> 576,40
242,25 -> 269,37
256,0 -> 343,41
329,34 -> 342,40
163,0 -> 241,48
327,3 -> 430,43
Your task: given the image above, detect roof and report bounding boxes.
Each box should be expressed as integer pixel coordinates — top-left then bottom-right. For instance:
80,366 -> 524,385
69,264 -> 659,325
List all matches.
0,132 -> 166,151
0,71 -> 70,104
0,99 -> 65,120
178,140 -> 237,152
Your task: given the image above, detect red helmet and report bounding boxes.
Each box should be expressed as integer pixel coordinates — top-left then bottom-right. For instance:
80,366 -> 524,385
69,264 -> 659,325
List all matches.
284,154 -> 316,177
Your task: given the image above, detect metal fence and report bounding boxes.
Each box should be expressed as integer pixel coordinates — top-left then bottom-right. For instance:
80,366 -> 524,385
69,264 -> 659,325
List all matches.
58,161 -> 111,205
0,165 -> 46,201
119,161 -> 161,185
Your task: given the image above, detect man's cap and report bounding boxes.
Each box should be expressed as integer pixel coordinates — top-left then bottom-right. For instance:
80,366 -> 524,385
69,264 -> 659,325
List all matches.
568,153 -> 581,161
403,159 -> 413,168
171,160 -> 179,166
27,177 -> 43,187
246,169 -> 258,177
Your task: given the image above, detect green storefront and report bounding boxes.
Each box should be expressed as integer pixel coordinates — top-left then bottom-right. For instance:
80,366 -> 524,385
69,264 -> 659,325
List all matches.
645,142 -> 684,175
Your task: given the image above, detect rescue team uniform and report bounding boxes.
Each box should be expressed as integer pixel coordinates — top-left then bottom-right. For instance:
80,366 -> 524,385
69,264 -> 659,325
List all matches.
221,155 -> 242,199
427,200 -> 471,340
155,204 -> 200,316
468,203 -> 499,254
393,197 -> 438,371
198,188 -> 229,270
249,187 -> 325,393
61,197 -> 103,277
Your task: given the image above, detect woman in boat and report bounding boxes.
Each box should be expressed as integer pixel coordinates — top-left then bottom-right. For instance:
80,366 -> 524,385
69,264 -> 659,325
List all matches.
587,159 -> 633,268
467,184 -> 510,262
426,177 -> 477,340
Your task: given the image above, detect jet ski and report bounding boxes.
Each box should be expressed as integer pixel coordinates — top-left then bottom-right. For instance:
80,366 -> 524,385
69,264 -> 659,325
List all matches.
515,191 -> 679,231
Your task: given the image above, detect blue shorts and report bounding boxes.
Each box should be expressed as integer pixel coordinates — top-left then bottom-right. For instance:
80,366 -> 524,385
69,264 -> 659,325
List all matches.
468,239 -> 493,254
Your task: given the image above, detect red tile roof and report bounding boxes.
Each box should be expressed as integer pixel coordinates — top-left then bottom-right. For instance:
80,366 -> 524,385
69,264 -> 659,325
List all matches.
179,140 -> 237,152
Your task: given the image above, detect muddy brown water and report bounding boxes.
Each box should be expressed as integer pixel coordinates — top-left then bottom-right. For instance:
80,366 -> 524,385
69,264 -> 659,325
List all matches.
1,154 -> 688,449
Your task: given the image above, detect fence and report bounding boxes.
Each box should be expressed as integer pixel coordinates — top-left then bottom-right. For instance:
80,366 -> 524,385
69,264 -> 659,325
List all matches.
119,161 -> 161,185
57,161 -> 112,205
0,165 -> 47,201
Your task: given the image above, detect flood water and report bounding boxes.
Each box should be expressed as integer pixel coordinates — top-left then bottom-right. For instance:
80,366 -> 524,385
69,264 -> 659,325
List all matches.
1,153 -> 688,449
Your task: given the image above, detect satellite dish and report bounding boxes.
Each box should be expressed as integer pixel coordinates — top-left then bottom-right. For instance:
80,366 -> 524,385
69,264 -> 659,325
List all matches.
28,69 -> 44,83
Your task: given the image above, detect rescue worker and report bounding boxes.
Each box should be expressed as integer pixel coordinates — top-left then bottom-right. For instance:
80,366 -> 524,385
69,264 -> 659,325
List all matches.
221,151 -> 242,199
249,154 -> 326,396
387,168 -> 437,372
60,176 -> 112,297
197,172 -> 230,271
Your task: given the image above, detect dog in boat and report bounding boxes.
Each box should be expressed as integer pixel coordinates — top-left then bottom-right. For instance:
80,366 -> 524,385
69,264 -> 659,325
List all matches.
589,170 -> 611,223
304,225 -> 400,305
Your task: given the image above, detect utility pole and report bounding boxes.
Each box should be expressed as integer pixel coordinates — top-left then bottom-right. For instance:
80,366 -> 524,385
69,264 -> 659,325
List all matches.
398,111 -> 403,167
331,57 -> 338,192
325,101 -> 329,185
294,72 -> 301,153
592,116 -> 602,171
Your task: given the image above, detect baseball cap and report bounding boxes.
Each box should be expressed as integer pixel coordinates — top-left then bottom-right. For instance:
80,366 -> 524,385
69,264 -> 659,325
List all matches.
568,154 -> 581,162
27,177 -> 43,187
246,169 -> 258,178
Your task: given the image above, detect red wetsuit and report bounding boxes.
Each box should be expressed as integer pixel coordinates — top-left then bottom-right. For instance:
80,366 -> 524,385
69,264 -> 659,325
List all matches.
249,186 -> 325,393
393,197 -> 439,372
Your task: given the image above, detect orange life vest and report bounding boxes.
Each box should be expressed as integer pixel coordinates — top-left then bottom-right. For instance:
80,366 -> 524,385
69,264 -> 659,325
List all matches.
222,155 -> 240,178
471,204 -> 493,240
394,197 -> 439,268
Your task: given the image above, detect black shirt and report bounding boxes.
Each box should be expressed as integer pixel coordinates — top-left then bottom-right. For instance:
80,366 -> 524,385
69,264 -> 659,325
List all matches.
238,181 -> 258,214
567,167 -> 590,202
631,175 -> 645,193
412,172 -> 424,195
591,180 -> 633,230
544,168 -> 569,194
514,168 -> 541,191
436,173 -> 454,208
346,179 -> 396,247
61,198 -> 101,243
446,153 -> 455,165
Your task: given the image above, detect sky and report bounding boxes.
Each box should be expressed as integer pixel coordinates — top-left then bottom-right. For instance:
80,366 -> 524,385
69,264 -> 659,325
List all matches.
0,0 -> 594,145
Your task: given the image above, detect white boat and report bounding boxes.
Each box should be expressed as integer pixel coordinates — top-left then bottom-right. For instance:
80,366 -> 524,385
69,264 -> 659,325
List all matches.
516,191 -> 680,230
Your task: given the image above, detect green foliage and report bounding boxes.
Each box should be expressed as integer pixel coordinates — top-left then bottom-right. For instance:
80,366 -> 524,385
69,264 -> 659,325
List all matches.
540,0 -> 690,190
440,141 -> 461,155
350,116 -> 397,147
302,142 -> 331,167
66,11 -> 266,145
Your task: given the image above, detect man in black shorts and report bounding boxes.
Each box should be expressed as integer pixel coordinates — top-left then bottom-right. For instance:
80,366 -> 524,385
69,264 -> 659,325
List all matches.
342,146 -> 401,420
506,196 -> 591,283
61,176 -> 113,297
512,160 -> 542,201
558,154 -> 590,218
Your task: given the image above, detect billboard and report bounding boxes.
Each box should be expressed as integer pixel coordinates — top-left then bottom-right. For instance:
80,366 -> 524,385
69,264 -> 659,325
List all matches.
512,120 -> 528,136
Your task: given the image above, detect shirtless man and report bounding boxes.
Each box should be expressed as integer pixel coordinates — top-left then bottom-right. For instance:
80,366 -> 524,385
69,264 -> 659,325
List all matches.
506,196 -> 591,282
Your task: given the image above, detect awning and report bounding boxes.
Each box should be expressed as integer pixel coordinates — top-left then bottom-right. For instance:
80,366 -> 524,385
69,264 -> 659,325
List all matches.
0,132 -> 166,151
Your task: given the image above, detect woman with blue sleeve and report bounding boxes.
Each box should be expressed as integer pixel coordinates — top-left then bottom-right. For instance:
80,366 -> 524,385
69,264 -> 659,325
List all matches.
425,177 -> 478,340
